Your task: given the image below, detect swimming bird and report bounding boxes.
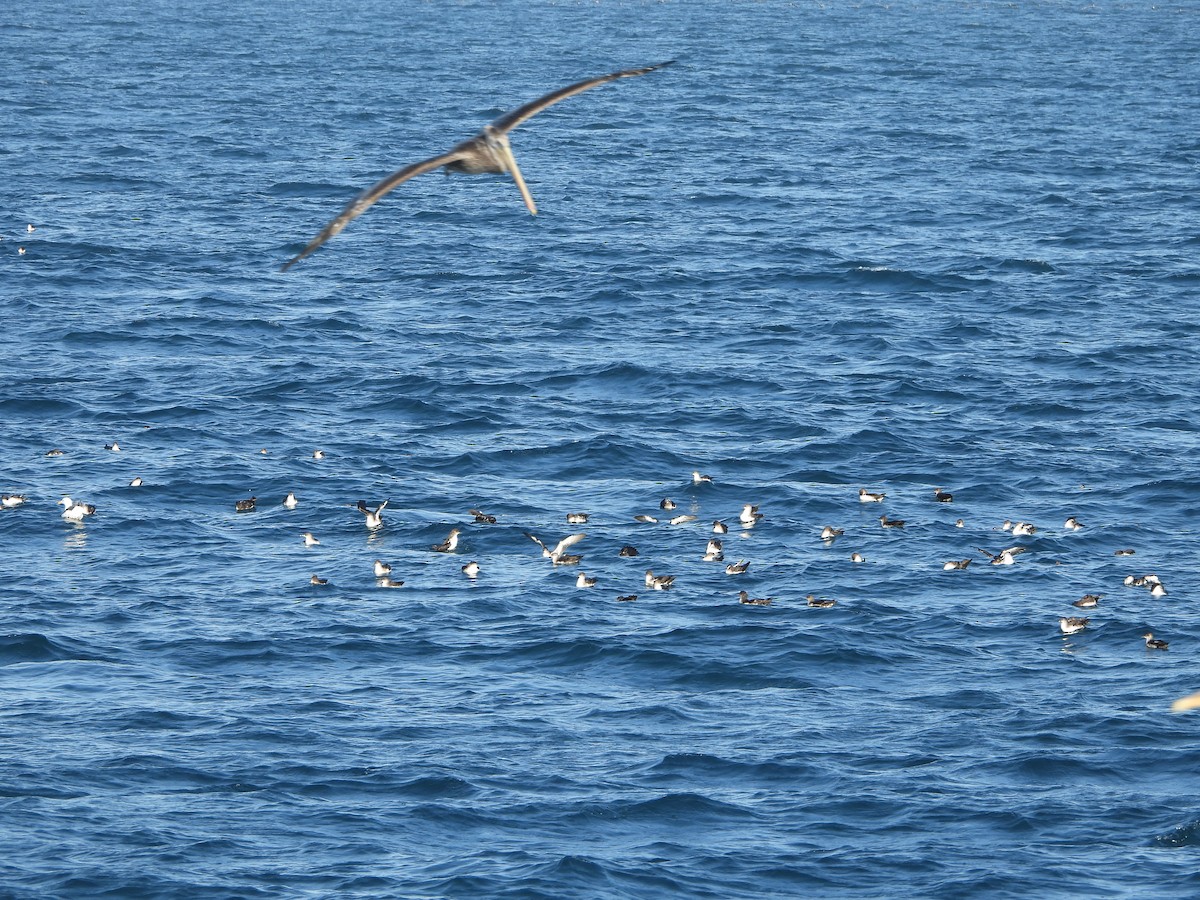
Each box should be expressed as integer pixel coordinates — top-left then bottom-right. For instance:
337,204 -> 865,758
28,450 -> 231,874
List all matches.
879,515 -> 905,528
373,560 -> 392,577
1064,517 -> 1083,530
283,491 -> 299,509
806,594 -> 836,608
942,559 -> 972,571
356,499 -> 388,529
634,514 -> 658,524
670,514 -> 697,526
525,531 -> 585,562
312,449 -> 325,459
1150,581 -> 1168,598
820,526 -> 844,541
738,591 -> 772,606
954,519 -> 965,528
235,497 -> 257,512
462,561 -> 481,578
933,487 -> 954,503
1144,632 -> 1169,651
712,520 -> 728,534
566,512 -> 589,525
850,552 -> 865,563
302,532 -> 320,547
17,246 -> 25,256
660,498 -> 677,511
724,560 -> 749,575
1124,575 -> 1147,587
26,224 -> 34,233
431,528 -> 461,552
59,496 -> 96,521
859,489 -> 886,503
644,570 -> 675,590
616,594 -> 637,602
1,494 -> 27,508
1011,521 -> 1037,536
704,538 -> 723,561
469,508 -> 497,524
129,477 -> 143,487
281,61 -> 676,270
105,442 -> 121,452
1073,594 -> 1102,609
576,572 -> 597,588
1059,616 -> 1089,635
739,504 -> 763,525
378,576 -> 405,588
1114,548 -> 1136,557
692,470 -> 713,484
45,448 -> 64,457
310,574 -> 328,586
618,545 -> 639,557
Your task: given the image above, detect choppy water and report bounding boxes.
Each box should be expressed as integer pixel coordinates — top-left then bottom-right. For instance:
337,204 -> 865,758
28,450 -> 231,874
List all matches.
3,1 -> 1200,897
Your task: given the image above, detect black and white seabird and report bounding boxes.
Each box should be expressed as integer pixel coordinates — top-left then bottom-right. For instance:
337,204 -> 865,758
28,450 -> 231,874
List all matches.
378,576 -> 405,588
634,514 -> 658,524
1073,594 -> 1102,609
820,526 -> 844,541
284,491 -> 299,509
566,512 -> 589,525
806,594 -> 836,608
859,489 -> 886,503
704,538 -> 723,561
310,574 -> 329,585
879,515 -> 905,528
1144,632 -> 1169,651
129,477 -> 144,487
462,561 -> 481,578
712,520 -> 728,534
374,560 -> 392,577
724,560 -> 749,575
576,572 -> 597,588
645,570 -> 675,590
618,545 -> 639,557
739,504 -> 763,525
943,559 -> 972,570
302,532 -> 320,547
356,499 -> 388,529
1,494 -> 27,508
431,528 -> 461,552
660,498 -> 677,511
1064,517 -> 1083,531
933,487 -> 954,503
235,497 -> 257,512
469,508 -> 497,524
1059,616 -> 1089,635
59,496 -> 97,521
738,591 -> 772,606
692,470 -> 713,484
525,531 -> 585,562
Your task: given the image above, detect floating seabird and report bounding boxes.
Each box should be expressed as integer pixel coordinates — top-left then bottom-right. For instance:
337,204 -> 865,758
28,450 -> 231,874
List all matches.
1150,581 -> 1168,598
943,559 -> 972,570
129,477 -> 143,487
1073,594 -> 1102,609
1144,632 -> 1169,651
462,561 -> 480,578
724,560 -> 749,575
284,491 -> 299,509
310,574 -> 328,585
704,538 -> 723,561
312,449 -> 325,459
739,504 -> 763,525
933,487 -> 954,503
525,531 -> 585,562
618,545 -> 639,557
1114,548 -> 1136,557
552,553 -> 583,566
879,515 -> 905,528
45,449 -> 64,457
738,591 -> 772,606
820,526 -> 844,541
26,224 -> 34,233
850,552 -> 865,563
807,594 -> 836,608
235,497 -> 257,512
281,61 -> 676,270
670,514 -> 697,526
576,572 -> 597,588
692,471 -> 713,484
378,576 -> 405,588
1,494 -> 27,508
660,498 -> 677,511
712,520 -> 728,534
1059,616 -> 1089,635
1064,517 -> 1083,530
634,514 -> 658,524
356,499 -> 388,529
1011,521 -> 1037,536
302,532 -> 320,547
470,508 -> 497,524
431,528 -> 461,552
644,570 -> 675,590
859,489 -> 886,503
566,512 -> 589,525
105,442 -> 121,452
1124,575 -> 1147,587
616,594 -> 637,602
977,545 -> 1024,566
59,496 -> 96,521
17,246 -> 25,256
373,560 -> 392,577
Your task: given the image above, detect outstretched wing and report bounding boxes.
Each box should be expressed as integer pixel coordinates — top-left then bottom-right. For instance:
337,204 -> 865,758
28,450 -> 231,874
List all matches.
282,149 -> 467,271
488,60 -> 675,136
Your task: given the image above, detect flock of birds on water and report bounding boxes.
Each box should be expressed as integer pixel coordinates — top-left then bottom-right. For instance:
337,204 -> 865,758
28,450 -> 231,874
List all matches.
4,447 -> 1188,684
11,59 -> 1195,714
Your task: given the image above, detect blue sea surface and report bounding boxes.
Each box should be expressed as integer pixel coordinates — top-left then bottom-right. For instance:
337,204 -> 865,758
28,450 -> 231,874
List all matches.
3,1 -> 1200,896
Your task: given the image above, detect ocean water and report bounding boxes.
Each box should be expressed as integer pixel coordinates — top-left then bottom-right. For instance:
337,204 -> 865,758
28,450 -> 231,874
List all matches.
3,0 -> 1200,896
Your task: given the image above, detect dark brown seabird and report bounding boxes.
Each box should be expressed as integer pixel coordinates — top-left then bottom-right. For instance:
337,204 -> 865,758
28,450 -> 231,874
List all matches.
282,61 -> 676,270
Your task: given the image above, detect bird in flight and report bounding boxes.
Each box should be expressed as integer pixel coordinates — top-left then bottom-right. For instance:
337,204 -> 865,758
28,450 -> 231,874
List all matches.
281,60 -> 675,271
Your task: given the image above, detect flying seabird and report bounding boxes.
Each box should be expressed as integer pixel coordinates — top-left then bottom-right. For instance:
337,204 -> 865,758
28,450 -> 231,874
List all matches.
281,61 -> 676,270
525,531 -> 585,562
356,499 -> 388,529
977,545 -> 1025,566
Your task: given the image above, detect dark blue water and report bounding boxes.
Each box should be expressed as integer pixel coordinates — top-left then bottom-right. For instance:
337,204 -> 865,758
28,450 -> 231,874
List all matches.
3,1 -> 1200,896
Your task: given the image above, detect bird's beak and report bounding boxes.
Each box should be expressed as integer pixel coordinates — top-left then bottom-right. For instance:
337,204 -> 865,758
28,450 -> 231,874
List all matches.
497,138 -> 538,215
